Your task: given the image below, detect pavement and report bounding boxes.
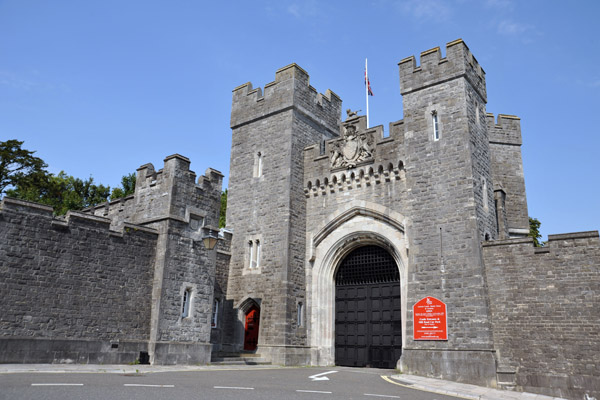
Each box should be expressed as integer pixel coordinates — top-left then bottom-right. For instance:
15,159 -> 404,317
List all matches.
387,374 -> 567,400
0,364 -> 566,400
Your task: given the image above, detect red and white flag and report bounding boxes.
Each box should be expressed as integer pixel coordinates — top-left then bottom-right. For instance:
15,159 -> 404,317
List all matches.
365,69 -> 374,96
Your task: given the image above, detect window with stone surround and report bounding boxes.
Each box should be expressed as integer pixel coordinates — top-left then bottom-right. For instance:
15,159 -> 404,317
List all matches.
432,110 -> 440,141
247,238 -> 261,269
254,151 -> 263,178
297,302 -> 304,327
181,288 -> 193,319
211,298 -> 219,328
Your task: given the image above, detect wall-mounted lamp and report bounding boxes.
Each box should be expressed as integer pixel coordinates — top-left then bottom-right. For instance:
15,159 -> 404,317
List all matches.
201,225 -> 220,250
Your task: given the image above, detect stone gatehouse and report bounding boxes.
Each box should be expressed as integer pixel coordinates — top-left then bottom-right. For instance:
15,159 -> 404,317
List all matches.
1,39 -> 598,399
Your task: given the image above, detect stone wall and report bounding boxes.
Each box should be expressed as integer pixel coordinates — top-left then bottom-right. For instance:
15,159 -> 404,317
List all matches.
483,231 -> 600,399
225,64 -> 340,364
487,113 -> 529,236
0,197 -> 158,364
397,39 -> 497,386
70,154 -> 223,365
211,230 -> 232,350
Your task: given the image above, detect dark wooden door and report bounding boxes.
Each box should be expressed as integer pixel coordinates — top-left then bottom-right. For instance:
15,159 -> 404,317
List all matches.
335,245 -> 401,369
243,305 -> 260,351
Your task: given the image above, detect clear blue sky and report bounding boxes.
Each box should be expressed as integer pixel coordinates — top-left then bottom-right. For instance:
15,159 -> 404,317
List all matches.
1,0 -> 598,240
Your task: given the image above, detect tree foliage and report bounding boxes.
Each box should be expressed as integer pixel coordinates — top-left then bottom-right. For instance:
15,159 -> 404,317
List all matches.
110,173 -> 136,200
7,171 -> 111,215
529,217 -> 543,247
0,139 -> 47,196
219,189 -> 227,228
2,139 -> 138,215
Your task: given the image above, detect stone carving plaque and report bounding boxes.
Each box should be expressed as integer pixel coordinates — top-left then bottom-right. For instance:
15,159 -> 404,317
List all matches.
330,124 -> 374,169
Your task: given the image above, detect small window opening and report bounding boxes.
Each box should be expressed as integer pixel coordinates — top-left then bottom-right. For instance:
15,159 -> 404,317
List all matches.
248,239 -> 261,269
211,299 -> 219,328
181,288 -> 192,319
297,302 -> 304,327
254,240 -> 261,268
254,152 -> 263,178
432,111 -> 440,141
248,240 -> 254,268
482,178 -> 489,212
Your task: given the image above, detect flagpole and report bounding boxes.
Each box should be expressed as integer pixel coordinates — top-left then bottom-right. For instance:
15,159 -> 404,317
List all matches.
365,58 -> 369,128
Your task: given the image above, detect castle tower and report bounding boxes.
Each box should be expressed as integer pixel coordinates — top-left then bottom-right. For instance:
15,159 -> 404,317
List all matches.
225,64 -> 341,364
398,39 -> 498,385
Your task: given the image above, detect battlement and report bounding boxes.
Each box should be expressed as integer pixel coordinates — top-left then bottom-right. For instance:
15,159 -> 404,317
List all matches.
85,154 -> 223,228
231,63 -> 341,134
0,197 -> 158,237
487,113 -> 522,145
303,119 -> 406,198
399,39 -> 487,102
136,154 -> 223,192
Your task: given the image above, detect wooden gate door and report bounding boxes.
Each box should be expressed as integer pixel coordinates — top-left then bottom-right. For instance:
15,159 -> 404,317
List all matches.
335,245 -> 401,369
243,305 -> 260,351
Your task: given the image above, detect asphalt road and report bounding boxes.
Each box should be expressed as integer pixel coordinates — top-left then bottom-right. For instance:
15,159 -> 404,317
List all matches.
0,366 -> 463,400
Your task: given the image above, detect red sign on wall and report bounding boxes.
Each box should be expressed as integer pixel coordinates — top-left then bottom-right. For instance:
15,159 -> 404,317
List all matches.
413,296 -> 448,341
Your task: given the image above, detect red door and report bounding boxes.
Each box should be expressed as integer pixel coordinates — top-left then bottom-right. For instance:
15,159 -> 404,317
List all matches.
243,305 -> 260,351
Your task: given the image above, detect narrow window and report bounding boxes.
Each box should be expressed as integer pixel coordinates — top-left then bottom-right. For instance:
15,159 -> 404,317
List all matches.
482,178 -> 489,212
254,151 -> 263,178
181,288 -> 192,319
475,103 -> 480,126
297,302 -> 304,327
248,240 -> 254,268
255,240 -> 261,268
211,299 -> 219,328
432,111 -> 440,141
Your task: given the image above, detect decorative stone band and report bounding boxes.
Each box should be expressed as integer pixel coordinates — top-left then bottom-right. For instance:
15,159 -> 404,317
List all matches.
305,161 -> 404,198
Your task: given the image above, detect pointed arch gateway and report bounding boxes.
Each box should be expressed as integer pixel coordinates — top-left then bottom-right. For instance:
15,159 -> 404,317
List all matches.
335,244 -> 401,368
308,202 -> 409,368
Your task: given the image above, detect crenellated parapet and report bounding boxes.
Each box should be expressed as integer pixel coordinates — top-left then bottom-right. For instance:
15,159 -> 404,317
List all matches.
87,154 -> 223,229
399,38 -> 487,102
0,197 -> 158,238
487,113 -> 522,145
231,63 -> 341,135
303,115 -> 406,197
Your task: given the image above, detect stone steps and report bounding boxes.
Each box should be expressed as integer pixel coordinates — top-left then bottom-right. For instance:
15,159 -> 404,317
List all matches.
210,352 -> 270,366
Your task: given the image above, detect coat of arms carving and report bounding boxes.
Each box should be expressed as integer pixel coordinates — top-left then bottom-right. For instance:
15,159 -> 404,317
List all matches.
330,124 -> 375,169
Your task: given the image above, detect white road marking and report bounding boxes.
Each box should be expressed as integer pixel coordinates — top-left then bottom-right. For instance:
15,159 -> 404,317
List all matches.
31,383 -> 84,386
364,394 -> 401,399
296,390 -> 333,394
124,384 -> 175,388
309,370 -> 338,381
213,386 -> 254,390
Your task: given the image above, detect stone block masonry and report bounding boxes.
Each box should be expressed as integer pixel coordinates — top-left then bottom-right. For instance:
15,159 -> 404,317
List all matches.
0,197 -> 158,364
1,154 -> 224,366
483,231 -> 600,399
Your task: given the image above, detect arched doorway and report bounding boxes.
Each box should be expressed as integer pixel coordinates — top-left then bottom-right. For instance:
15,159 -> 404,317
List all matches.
243,305 -> 260,351
334,245 -> 401,368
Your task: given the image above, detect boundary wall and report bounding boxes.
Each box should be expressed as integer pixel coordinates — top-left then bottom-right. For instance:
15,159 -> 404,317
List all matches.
483,231 -> 600,399
0,197 -> 158,364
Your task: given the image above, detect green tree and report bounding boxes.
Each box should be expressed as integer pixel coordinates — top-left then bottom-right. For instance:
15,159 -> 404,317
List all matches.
0,139 -> 47,196
529,217 -> 543,247
219,189 -> 227,228
7,171 -> 111,215
110,172 -> 136,200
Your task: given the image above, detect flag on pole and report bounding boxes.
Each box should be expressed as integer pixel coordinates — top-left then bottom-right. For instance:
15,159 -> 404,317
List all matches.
365,69 -> 374,96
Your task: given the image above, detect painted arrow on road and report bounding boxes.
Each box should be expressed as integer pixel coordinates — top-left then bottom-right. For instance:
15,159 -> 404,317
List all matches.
309,371 -> 338,381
